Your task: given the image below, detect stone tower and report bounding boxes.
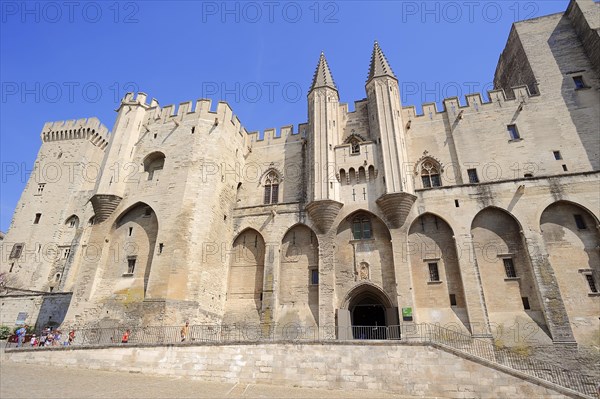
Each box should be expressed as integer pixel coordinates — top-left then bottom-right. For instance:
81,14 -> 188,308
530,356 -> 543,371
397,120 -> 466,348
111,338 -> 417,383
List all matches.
366,42 -> 416,228
306,53 -> 344,233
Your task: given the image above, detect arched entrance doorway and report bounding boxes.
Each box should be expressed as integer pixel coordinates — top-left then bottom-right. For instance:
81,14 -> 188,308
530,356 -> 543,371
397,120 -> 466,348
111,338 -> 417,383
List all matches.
350,296 -> 387,339
338,283 -> 399,340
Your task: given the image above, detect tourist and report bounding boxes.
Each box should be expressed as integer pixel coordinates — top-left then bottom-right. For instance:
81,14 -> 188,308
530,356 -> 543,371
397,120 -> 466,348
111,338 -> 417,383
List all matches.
121,329 -> 130,343
38,331 -> 46,347
29,334 -> 37,347
15,325 -> 27,348
180,321 -> 190,342
67,330 -> 75,345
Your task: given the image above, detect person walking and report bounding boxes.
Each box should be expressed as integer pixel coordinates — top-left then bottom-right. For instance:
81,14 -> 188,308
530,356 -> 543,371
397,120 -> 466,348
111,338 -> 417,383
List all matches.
180,321 -> 190,342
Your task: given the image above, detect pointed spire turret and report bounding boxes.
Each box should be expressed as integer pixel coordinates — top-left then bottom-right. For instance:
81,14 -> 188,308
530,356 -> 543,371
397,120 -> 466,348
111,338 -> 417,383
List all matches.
310,52 -> 337,92
367,41 -> 397,83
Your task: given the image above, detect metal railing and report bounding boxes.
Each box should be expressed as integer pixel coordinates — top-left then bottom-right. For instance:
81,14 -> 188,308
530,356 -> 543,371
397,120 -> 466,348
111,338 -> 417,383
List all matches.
5,323 -> 597,397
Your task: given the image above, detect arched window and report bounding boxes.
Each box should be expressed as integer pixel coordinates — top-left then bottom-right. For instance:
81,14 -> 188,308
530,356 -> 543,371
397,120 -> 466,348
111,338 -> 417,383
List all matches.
352,215 -> 372,240
350,139 -> 360,155
143,152 -> 165,181
66,215 -> 79,228
263,171 -> 280,205
339,169 -> 347,186
420,159 -> 442,188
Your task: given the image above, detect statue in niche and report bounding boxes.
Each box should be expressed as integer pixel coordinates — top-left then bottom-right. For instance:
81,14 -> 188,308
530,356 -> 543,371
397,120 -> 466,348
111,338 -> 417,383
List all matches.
359,262 -> 369,280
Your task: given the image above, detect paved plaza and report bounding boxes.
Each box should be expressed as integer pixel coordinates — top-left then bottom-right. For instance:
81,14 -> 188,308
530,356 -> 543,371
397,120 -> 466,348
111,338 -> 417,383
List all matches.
0,360 -> 411,399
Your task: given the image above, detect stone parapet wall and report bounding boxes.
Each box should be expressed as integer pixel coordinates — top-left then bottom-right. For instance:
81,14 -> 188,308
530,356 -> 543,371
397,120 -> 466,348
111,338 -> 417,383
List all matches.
4,342 -> 579,398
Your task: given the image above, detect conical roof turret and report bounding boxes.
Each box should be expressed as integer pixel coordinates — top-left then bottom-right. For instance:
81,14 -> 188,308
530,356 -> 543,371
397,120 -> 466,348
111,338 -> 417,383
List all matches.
367,41 -> 397,83
310,52 -> 337,92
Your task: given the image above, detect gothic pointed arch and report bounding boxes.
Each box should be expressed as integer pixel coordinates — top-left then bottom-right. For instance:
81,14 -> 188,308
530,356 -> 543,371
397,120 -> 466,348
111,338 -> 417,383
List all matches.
540,200 -> 600,345
471,206 -> 551,344
335,210 -> 395,328
408,212 -> 469,332
224,228 -> 265,325
414,154 -> 443,188
278,224 -> 319,326
261,168 -> 282,205
109,202 -> 159,299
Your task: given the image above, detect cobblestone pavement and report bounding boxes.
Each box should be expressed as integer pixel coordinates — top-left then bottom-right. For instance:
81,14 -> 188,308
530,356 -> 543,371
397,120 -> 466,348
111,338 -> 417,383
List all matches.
0,360 -> 412,399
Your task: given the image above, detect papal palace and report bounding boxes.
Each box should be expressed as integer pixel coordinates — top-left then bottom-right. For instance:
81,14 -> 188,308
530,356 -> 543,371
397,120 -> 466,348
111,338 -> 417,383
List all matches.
1,1 -> 598,392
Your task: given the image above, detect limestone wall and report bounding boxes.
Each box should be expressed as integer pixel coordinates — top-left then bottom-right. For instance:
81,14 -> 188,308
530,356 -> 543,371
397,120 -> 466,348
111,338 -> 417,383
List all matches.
3,342 -> 573,398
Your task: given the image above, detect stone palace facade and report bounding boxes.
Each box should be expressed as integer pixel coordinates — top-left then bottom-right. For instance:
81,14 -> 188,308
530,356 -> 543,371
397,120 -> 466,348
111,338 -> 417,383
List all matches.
1,0 -> 598,350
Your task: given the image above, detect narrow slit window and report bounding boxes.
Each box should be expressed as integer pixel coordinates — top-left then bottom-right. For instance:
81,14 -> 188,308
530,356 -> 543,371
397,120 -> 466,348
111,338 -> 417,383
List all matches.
10,244 -> 24,259
522,297 -> 530,310
573,76 -> 586,89
127,257 -> 136,274
507,124 -> 520,140
503,258 -> 517,278
310,269 -> 319,285
585,274 -> 597,293
562,164 -> 568,171
553,151 -> 562,160
34,213 -> 41,224
449,294 -> 457,306
574,214 -> 587,230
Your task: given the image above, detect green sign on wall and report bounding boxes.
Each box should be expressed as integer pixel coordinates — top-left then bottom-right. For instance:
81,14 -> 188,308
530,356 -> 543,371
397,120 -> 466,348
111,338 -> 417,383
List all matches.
402,307 -> 413,321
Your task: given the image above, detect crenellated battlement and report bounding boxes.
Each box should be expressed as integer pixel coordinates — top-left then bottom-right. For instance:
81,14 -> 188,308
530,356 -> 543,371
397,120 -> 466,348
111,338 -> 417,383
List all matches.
41,117 -> 110,149
402,85 -> 538,121
122,92 -> 249,137
246,124 -> 304,146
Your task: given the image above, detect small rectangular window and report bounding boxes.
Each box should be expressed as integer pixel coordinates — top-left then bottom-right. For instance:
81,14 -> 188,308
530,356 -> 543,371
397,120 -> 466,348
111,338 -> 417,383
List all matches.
467,169 -> 479,184
503,258 -> 517,278
522,297 -> 530,310
454,200 -> 459,208
573,76 -> 586,89
9,244 -> 24,259
33,213 -> 41,224
562,164 -> 568,172
310,269 -> 319,285
574,214 -> 587,230
128,227 -> 133,236
553,151 -> 562,160
449,294 -> 457,306
507,124 -> 520,140
127,257 -> 136,274
63,248 -> 71,259
585,274 -> 598,293
36,183 -> 46,195
428,262 -> 440,282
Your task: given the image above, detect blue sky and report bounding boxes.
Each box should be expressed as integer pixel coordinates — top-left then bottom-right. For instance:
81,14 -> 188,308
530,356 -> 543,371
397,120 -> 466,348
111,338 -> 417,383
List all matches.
0,0 -> 570,232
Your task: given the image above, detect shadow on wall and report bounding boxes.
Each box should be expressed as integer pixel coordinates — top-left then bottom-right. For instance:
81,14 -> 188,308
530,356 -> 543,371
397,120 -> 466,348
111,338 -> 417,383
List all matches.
549,15 -> 600,170
35,293 -> 72,330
